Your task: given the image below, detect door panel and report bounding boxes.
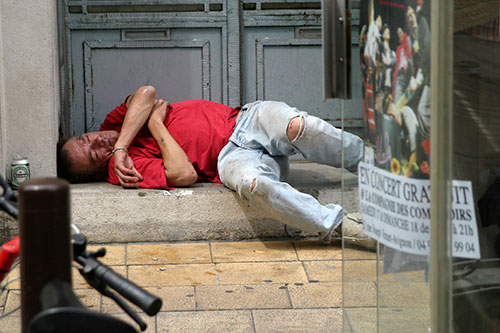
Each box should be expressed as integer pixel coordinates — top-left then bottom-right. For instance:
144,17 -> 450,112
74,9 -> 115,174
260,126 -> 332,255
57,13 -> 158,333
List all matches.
69,28 -> 222,134
85,40 -> 210,132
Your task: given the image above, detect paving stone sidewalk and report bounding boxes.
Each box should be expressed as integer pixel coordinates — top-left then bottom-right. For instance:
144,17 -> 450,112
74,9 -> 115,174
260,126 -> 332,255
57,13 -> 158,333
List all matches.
0,239 -> 430,332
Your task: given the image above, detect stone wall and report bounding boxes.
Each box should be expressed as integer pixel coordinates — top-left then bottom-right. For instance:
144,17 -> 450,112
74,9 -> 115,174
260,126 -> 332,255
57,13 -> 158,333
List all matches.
0,1 -> 59,181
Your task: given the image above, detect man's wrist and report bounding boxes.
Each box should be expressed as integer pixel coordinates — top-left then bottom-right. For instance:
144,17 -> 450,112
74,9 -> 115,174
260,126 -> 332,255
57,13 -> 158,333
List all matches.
112,146 -> 128,155
148,116 -> 163,129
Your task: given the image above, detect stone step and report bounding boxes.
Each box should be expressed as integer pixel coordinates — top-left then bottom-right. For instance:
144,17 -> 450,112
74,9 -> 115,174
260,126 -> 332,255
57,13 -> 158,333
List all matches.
0,162 -> 359,243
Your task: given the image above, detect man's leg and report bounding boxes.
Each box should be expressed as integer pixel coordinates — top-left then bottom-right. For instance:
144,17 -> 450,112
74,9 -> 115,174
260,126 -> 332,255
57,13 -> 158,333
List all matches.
224,101 -> 374,249
287,112 -> 376,249
218,143 -> 343,234
291,115 -> 364,171
237,101 -> 364,171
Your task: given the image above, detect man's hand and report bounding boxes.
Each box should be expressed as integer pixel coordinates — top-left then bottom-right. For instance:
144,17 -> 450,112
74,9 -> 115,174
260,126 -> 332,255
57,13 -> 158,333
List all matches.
147,99 -> 198,187
149,99 -> 171,123
114,150 -> 143,188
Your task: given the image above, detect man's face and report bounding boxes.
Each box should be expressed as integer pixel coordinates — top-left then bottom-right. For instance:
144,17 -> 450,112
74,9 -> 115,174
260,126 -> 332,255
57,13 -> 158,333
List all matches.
407,7 -> 417,32
63,130 -> 119,175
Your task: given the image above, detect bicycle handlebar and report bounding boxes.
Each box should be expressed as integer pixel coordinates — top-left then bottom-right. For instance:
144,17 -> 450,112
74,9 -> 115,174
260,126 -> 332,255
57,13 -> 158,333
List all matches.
0,175 -> 18,219
76,254 -> 162,316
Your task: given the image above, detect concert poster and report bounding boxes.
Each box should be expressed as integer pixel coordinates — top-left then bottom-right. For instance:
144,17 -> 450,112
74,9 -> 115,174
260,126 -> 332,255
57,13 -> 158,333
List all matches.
360,0 -> 431,180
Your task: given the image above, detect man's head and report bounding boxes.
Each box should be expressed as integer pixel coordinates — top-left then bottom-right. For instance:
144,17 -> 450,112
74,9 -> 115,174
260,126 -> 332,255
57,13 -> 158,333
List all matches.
57,130 -> 119,183
406,6 -> 418,34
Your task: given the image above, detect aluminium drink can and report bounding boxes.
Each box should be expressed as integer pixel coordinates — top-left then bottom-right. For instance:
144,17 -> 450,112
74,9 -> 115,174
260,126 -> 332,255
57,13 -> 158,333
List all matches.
10,158 -> 30,189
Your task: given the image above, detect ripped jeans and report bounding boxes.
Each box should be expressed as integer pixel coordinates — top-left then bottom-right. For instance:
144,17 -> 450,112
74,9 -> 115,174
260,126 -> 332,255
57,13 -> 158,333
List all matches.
217,101 -> 364,234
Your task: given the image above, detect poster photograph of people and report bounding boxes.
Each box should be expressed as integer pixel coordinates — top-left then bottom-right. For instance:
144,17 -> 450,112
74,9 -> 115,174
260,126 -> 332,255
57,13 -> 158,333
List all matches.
360,0 -> 430,179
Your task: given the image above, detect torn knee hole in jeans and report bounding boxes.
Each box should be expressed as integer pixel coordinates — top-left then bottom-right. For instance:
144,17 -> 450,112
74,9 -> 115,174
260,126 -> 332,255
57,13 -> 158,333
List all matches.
250,178 -> 257,193
287,116 -> 305,141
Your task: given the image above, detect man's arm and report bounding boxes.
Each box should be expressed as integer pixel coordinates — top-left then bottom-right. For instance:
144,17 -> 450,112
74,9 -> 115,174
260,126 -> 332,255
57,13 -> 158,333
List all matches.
147,99 -> 198,187
113,85 -> 157,188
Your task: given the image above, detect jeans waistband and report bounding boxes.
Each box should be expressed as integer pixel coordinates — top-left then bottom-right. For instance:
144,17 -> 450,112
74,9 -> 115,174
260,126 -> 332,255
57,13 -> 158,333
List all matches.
237,101 -> 261,123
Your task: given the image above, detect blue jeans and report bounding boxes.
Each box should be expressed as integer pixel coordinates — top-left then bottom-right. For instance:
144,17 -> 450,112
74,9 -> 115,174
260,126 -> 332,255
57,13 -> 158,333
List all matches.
217,101 -> 364,234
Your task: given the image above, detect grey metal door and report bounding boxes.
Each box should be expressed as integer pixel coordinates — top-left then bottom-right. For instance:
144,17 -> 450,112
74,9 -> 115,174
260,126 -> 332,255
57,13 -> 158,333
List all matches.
58,0 -> 362,136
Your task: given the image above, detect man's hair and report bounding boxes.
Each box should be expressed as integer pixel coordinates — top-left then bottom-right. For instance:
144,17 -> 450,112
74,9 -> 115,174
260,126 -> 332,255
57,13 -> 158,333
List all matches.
57,137 -> 99,184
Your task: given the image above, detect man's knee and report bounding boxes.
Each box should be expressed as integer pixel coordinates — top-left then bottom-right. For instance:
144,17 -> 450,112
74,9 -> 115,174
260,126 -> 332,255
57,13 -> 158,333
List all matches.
287,116 -> 305,141
241,176 -> 274,200
249,176 -> 272,194
235,177 -> 257,201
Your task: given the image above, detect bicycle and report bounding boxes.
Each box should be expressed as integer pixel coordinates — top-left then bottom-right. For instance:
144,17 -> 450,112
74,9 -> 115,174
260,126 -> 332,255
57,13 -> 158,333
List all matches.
0,175 -> 162,332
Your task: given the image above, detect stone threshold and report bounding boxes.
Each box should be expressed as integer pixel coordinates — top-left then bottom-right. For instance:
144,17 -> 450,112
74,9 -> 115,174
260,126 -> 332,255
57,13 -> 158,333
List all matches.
0,162 -> 359,244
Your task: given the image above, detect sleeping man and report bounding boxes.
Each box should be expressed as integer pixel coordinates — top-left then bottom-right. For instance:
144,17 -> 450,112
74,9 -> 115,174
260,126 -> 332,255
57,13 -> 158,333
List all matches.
58,85 -> 376,250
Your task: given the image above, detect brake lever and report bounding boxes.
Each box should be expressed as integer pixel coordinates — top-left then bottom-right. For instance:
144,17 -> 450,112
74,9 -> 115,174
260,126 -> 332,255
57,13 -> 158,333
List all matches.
76,250 -> 148,331
72,233 -> 150,331
99,287 -> 147,331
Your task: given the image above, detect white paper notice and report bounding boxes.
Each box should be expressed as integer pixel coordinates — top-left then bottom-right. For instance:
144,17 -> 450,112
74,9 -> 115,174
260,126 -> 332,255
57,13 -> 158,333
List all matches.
358,162 -> 480,259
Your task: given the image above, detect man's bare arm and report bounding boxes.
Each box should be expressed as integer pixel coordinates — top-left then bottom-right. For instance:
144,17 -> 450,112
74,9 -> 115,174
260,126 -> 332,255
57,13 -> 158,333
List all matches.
116,85 -> 156,148
113,85 -> 157,187
147,99 -> 198,187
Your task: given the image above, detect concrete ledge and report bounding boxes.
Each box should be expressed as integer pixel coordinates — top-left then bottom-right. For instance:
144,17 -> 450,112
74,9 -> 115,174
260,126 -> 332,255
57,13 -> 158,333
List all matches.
0,162 -> 359,243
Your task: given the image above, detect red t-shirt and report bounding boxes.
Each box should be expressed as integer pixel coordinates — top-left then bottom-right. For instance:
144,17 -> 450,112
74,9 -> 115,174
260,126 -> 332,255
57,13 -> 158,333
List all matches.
100,99 -> 240,189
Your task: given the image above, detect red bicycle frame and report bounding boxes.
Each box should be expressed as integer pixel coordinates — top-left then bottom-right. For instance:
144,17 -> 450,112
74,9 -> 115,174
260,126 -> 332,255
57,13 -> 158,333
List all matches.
0,236 -> 20,282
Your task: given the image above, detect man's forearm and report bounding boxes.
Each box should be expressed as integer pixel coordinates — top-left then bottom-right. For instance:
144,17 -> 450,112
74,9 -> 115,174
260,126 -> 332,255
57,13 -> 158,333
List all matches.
115,86 -> 156,149
148,117 -> 197,186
